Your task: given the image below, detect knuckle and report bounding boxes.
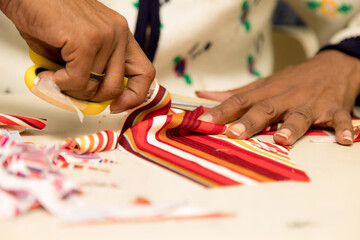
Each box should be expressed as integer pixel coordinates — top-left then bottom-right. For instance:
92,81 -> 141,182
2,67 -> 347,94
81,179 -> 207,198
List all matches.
290,106 -> 314,125
240,116 -> 257,130
256,100 -> 276,118
114,15 -> 129,34
83,26 -> 102,47
100,24 -> 114,40
228,94 -> 250,108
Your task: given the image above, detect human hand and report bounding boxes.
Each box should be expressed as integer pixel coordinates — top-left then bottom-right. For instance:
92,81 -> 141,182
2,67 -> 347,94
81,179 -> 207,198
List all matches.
197,50 -> 360,146
0,0 -> 154,113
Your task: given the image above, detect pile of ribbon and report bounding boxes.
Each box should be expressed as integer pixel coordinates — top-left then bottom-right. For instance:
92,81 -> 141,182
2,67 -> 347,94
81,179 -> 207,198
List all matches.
0,134 -> 228,222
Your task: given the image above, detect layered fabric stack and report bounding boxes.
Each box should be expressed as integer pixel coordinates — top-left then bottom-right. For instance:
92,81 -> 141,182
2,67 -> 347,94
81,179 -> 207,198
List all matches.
118,81 -> 310,187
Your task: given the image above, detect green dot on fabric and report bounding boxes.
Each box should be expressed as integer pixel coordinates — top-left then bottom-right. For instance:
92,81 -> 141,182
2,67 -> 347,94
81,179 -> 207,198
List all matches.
133,1 -> 140,9
306,1 -> 321,9
338,4 -> 353,13
173,56 -> 182,64
183,74 -> 192,85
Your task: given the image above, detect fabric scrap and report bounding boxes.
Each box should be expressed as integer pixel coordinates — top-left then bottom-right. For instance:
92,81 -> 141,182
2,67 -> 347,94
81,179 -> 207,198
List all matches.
64,130 -> 118,154
0,135 -> 228,222
0,130 -> 23,141
0,113 -> 46,130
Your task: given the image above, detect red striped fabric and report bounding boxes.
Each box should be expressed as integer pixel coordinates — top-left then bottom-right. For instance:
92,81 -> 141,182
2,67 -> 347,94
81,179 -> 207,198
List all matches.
118,83 -> 310,188
65,130 -> 118,154
0,114 -> 46,129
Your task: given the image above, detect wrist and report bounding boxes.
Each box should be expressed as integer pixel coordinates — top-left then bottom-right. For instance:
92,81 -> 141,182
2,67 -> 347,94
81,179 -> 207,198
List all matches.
315,50 -> 360,95
319,37 -> 360,60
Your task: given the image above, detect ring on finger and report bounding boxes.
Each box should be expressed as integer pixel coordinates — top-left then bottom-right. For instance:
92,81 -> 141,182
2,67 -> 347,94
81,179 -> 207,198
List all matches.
90,71 -> 106,82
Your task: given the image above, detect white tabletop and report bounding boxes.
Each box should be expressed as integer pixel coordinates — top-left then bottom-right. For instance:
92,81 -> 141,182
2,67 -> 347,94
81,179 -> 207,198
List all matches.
1,94 -> 360,240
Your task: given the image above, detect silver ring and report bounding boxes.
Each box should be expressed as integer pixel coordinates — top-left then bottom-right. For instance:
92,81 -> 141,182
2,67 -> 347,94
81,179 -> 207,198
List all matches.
90,72 -> 105,82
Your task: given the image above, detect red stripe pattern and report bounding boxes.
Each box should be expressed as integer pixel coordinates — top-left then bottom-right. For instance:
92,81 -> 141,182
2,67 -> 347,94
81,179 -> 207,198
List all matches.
0,114 -> 46,130
65,130 -> 118,154
118,82 -> 310,188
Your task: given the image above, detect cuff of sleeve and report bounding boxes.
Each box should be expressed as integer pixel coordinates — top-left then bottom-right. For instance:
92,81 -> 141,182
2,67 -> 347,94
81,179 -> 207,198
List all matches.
319,37 -> 360,59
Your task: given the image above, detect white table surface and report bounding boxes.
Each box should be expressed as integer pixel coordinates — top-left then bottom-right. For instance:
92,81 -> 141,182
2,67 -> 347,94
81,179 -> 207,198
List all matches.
1,94 -> 360,240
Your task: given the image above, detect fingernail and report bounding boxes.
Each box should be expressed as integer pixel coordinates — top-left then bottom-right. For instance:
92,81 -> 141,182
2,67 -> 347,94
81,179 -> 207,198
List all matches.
198,113 -> 213,123
274,128 -> 291,140
343,130 -> 353,143
227,123 -> 246,137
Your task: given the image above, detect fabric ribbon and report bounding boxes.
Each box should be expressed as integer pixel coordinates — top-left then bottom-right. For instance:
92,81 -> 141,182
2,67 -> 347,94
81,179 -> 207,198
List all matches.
64,130 -> 118,154
118,82 -> 310,188
0,113 -> 46,130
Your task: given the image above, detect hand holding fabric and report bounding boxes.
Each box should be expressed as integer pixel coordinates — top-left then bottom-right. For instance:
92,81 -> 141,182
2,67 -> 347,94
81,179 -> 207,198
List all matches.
0,0 -> 154,113
197,50 -> 360,146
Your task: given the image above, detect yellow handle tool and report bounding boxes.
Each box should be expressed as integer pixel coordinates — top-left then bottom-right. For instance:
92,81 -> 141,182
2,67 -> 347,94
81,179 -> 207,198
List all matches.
25,49 -> 120,115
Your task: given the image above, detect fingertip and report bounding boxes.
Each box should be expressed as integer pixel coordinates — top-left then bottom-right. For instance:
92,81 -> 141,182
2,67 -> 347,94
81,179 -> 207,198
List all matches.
226,123 -> 247,139
197,113 -> 214,123
274,128 -> 293,145
109,87 -> 146,113
332,110 -> 354,146
195,90 -> 207,98
37,70 -> 55,81
194,90 -> 231,101
109,102 -> 125,114
109,97 -> 129,114
336,129 -> 353,146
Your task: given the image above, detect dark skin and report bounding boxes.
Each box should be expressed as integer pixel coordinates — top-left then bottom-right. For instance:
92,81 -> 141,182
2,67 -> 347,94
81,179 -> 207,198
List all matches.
197,50 -> 360,146
1,1 -> 359,146
0,0 -> 155,114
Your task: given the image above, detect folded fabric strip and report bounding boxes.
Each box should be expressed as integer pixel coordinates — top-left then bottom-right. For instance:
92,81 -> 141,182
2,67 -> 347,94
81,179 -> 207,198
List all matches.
120,80 -> 172,136
0,113 -> 46,130
119,107 -> 309,187
118,82 -> 310,188
64,130 -> 118,154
